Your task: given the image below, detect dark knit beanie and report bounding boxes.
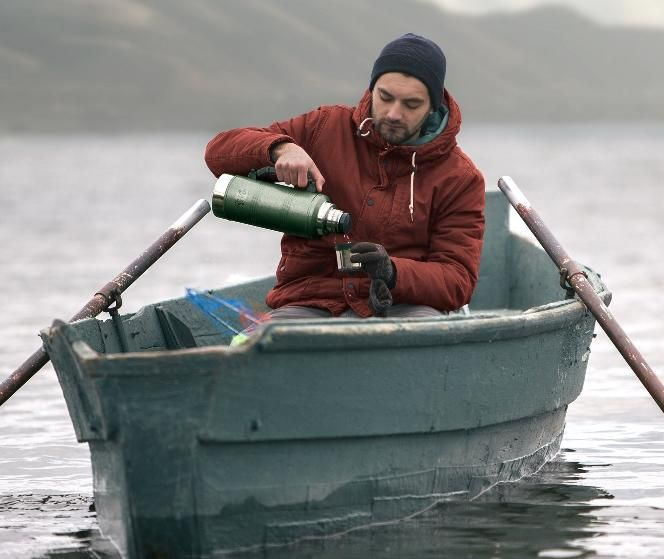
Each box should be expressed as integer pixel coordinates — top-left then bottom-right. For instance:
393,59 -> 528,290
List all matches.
369,33 -> 446,110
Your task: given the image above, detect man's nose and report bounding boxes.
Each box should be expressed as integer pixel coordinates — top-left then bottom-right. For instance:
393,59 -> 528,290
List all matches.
386,102 -> 402,121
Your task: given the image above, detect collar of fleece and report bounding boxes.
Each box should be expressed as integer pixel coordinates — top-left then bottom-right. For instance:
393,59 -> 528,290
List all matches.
404,104 -> 449,146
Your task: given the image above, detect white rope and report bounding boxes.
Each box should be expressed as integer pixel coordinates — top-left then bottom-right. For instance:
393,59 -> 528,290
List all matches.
409,151 -> 416,222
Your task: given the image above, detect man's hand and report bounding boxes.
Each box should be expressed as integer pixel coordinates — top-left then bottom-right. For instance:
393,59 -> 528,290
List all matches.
350,242 -> 396,289
270,142 -> 325,192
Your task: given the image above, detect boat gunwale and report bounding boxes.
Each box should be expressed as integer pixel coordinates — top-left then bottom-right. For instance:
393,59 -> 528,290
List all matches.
54,285 -> 610,371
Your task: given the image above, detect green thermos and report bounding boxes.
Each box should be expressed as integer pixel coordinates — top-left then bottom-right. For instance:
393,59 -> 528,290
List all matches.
211,170 -> 352,239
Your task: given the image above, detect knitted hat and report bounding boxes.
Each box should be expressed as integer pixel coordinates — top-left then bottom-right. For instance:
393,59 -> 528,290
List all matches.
369,33 -> 446,110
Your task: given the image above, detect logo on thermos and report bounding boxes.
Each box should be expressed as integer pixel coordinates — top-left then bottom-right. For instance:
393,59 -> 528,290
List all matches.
236,187 -> 249,206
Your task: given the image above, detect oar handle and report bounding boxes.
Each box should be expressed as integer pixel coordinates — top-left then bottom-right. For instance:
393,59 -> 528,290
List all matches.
498,176 -> 664,413
0,199 -> 211,407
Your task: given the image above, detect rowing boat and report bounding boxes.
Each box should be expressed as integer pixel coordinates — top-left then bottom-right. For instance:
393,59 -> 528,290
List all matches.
41,189 -> 609,557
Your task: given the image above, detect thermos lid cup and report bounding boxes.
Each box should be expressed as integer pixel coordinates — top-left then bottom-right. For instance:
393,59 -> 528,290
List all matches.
211,174 -> 234,218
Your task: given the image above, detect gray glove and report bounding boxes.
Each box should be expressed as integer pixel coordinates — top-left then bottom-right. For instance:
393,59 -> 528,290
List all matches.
369,278 -> 393,317
350,242 -> 396,289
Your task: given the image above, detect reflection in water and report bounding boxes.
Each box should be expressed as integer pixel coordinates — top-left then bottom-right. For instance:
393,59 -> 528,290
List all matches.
254,456 -> 614,559
35,455 -> 614,559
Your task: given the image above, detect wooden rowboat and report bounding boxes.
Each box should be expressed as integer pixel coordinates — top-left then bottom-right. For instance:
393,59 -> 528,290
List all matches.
41,190 -> 609,557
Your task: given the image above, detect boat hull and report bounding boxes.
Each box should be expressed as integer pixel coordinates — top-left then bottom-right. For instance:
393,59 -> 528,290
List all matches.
41,191 -> 609,557
96,412 -> 565,556
45,300 -> 598,557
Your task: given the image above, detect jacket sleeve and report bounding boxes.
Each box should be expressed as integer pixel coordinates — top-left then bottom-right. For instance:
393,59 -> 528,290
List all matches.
390,165 -> 486,311
204,109 -> 326,178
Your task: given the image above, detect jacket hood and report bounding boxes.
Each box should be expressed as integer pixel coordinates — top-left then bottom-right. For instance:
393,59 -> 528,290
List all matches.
352,88 -> 462,162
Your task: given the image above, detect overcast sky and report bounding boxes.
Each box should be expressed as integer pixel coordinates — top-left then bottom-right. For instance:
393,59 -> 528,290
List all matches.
425,0 -> 664,28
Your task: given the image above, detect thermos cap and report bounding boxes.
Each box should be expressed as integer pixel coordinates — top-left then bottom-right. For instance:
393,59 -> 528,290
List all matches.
338,213 -> 352,234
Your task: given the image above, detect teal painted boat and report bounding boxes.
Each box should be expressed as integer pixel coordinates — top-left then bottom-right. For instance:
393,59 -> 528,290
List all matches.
41,190 -> 610,558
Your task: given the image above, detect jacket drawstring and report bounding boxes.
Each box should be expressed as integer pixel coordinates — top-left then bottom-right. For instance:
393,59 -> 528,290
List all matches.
409,151 -> 417,222
356,117 -> 372,137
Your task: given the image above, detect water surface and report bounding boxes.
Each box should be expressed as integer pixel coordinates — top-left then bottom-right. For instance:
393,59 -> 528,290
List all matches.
0,127 -> 662,558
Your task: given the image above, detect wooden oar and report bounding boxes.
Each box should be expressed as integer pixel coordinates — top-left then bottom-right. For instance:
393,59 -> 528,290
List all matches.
498,176 -> 664,413
0,199 -> 211,407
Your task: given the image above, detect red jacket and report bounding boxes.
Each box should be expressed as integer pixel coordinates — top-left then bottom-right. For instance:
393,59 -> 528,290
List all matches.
205,89 -> 485,317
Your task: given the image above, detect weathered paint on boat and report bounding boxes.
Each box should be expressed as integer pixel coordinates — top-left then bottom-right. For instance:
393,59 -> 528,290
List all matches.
41,190 -> 610,558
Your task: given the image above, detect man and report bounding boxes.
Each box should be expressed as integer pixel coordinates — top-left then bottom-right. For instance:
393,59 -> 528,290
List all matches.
205,33 -> 485,320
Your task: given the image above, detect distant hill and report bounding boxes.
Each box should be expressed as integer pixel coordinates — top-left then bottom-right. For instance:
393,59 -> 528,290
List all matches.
2,0 -> 664,132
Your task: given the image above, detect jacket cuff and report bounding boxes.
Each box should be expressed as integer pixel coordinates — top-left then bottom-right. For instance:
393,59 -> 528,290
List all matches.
267,137 -> 295,165
386,260 -> 397,290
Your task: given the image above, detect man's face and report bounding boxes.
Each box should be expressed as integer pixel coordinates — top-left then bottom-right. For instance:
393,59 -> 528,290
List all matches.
371,72 -> 432,145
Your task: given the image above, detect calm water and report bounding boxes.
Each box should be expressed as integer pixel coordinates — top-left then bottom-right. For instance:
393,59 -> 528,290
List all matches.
0,126 -> 662,558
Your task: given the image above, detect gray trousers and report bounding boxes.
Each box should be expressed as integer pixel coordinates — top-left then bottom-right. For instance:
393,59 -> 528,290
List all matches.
232,304 -> 467,345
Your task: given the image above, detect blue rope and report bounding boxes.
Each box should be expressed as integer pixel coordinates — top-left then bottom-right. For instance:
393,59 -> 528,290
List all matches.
185,288 -> 259,335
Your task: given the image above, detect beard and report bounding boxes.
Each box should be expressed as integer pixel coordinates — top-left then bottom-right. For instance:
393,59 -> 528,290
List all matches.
372,111 -> 431,145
